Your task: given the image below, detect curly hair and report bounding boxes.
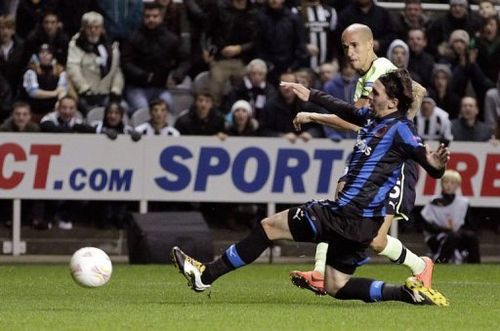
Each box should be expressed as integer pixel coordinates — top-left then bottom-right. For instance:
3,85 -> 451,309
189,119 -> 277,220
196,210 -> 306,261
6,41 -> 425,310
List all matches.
378,69 -> 414,115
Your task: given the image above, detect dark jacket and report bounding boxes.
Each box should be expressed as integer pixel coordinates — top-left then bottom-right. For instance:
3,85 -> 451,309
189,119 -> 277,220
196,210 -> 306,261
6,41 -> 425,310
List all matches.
23,26 -> 70,65
56,0 -> 98,37
476,36 -> 500,84
427,12 -> 481,58
15,0 -> 57,39
96,0 -> 143,41
0,73 -> 12,120
174,105 -> 225,135
205,0 -> 258,62
0,36 -> 25,94
259,94 -> 324,137
255,5 -> 307,77
0,117 -> 40,132
428,88 -> 461,120
408,50 -> 435,88
337,3 -> 396,55
121,25 -> 190,87
222,76 -> 278,119
451,117 -> 492,142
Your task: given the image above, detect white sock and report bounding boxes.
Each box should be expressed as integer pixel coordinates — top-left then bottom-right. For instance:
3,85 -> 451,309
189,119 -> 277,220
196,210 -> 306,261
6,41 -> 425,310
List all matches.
378,235 -> 426,275
313,242 -> 328,275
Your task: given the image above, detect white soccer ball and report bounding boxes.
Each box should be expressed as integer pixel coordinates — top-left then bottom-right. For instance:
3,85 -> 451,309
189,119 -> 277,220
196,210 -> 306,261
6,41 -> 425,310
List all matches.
70,247 -> 113,288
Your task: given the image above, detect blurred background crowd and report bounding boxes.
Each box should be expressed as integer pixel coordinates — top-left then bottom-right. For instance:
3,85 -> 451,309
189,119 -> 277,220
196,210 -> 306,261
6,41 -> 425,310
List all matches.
0,0 -> 499,256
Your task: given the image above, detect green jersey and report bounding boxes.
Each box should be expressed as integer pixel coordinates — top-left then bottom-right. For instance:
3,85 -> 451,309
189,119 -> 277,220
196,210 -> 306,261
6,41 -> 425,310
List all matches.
353,57 -> 397,102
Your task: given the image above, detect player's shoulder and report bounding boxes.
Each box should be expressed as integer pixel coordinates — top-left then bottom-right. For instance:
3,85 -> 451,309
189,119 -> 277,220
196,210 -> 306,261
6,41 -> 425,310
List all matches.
372,57 -> 397,73
364,57 -> 396,82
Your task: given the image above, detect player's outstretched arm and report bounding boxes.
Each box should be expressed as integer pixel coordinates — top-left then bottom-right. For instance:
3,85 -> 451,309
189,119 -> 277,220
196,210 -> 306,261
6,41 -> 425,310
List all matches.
280,81 -> 311,101
414,143 -> 450,179
293,112 -> 360,132
280,81 -> 364,126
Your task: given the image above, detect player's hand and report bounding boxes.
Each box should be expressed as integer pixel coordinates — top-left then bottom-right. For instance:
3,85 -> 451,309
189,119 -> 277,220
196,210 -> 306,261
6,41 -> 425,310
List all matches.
426,143 -> 450,169
279,82 -> 310,101
293,112 -> 312,131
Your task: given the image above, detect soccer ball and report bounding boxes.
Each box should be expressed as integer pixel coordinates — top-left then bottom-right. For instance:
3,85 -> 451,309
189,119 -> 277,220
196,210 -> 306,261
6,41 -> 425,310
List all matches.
70,247 -> 112,288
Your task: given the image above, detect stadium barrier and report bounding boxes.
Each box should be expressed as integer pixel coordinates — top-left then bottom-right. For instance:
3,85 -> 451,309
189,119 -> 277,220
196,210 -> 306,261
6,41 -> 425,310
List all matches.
1,133 -> 499,255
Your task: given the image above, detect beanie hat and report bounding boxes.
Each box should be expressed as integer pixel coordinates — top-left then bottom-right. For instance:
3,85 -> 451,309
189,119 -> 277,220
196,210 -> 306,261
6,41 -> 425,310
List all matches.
231,100 -> 253,117
449,29 -> 470,45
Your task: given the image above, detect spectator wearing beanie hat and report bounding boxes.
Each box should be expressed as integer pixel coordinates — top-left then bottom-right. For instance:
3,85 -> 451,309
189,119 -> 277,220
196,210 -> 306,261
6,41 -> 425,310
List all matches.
444,28 -> 496,109
428,0 -> 481,58
225,99 -> 258,136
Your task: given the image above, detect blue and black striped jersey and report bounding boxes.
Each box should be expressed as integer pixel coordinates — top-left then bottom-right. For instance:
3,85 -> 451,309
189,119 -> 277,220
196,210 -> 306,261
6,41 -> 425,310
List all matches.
309,89 -> 444,218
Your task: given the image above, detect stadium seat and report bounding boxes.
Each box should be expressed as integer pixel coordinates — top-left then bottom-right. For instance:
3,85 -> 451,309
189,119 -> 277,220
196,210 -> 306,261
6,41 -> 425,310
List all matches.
193,71 -> 210,93
130,108 -> 150,127
86,107 -> 105,125
170,89 -> 194,117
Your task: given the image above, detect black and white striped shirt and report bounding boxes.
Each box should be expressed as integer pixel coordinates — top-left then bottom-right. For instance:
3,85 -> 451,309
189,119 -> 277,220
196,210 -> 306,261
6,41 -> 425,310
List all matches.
303,4 -> 337,70
413,106 -> 453,142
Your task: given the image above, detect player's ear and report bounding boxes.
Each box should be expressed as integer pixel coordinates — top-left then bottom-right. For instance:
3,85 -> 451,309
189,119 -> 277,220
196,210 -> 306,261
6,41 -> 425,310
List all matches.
389,97 -> 399,110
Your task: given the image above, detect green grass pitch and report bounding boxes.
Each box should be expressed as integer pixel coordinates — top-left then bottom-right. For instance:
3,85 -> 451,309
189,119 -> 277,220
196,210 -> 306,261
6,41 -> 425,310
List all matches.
0,264 -> 499,330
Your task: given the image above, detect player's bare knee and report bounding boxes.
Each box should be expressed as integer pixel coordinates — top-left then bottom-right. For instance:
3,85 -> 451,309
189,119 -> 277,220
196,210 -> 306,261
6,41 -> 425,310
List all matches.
370,237 -> 386,253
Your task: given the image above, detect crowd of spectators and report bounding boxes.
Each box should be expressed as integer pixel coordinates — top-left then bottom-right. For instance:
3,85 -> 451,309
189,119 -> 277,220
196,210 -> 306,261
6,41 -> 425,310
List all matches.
0,0 -> 499,236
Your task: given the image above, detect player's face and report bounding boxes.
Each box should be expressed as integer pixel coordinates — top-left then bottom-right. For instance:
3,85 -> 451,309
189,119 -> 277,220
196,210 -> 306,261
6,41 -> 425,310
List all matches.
342,30 -> 373,73
12,106 -> 31,130
368,80 -> 395,118
442,177 -> 460,195
151,104 -> 168,125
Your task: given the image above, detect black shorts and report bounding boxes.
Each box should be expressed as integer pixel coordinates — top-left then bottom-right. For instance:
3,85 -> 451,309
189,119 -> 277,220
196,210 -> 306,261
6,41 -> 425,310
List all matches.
386,161 -> 418,220
338,161 -> 418,220
288,200 -> 383,274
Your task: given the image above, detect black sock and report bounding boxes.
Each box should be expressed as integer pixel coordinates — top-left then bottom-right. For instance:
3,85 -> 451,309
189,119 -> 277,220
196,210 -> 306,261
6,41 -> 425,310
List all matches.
334,278 -> 381,302
202,223 -> 272,284
335,278 -> 415,303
